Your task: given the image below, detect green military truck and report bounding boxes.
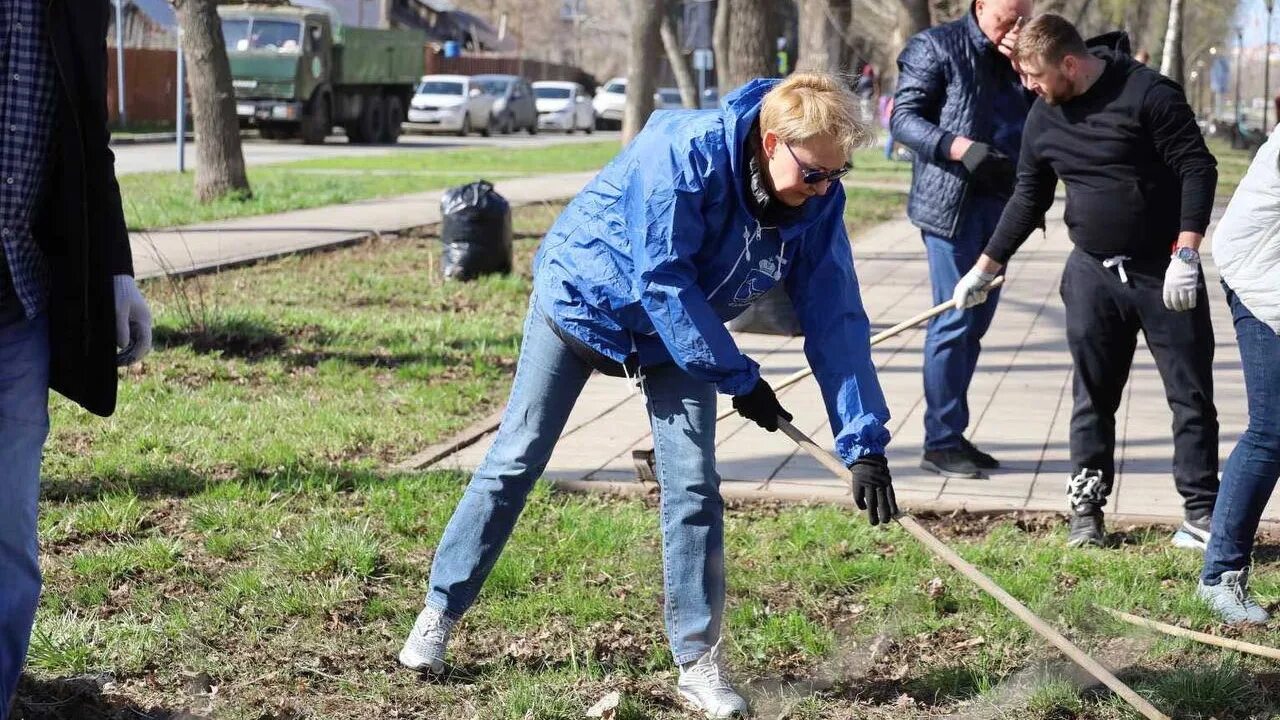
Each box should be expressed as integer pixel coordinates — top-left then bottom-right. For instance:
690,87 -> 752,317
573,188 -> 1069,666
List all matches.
218,2 -> 424,144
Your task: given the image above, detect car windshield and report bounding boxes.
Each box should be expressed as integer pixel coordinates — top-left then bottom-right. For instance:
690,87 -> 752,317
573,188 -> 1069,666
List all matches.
222,18 -> 302,54
604,81 -> 625,94
475,79 -> 511,96
535,87 -> 572,99
418,81 -> 465,96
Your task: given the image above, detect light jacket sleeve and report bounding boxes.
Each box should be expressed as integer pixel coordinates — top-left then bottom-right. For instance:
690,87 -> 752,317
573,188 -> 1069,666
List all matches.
784,201 -> 892,464
626,146 -> 761,396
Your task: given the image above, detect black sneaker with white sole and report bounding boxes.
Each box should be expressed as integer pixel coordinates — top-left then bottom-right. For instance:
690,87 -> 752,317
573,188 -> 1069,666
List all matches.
920,448 -> 984,479
1066,508 -> 1105,548
1172,512 -> 1211,551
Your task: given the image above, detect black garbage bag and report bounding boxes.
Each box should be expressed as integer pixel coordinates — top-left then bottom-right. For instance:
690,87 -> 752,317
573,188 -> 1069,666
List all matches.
440,180 -> 513,281
726,286 -> 804,336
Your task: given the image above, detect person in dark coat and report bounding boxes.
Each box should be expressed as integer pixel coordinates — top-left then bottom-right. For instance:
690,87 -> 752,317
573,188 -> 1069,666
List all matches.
891,0 -> 1033,480
954,14 -> 1219,549
1,3 -> 152,715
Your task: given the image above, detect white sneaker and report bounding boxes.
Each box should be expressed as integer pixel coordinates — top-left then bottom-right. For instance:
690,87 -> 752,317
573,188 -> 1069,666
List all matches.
677,641 -> 749,718
398,605 -> 456,673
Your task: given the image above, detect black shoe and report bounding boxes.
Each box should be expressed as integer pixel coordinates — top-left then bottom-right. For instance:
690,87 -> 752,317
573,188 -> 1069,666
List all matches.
920,448 -> 984,479
958,438 -> 1000,470
1067,508 -> 1105,548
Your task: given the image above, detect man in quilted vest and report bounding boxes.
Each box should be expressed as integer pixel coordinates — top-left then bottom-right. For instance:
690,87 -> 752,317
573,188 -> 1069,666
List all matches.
892,0 -> 1033,480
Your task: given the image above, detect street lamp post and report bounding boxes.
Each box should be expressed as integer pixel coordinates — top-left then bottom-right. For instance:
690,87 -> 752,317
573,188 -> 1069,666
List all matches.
1266,0 -> 1275,132
1235,25 -> 1244,130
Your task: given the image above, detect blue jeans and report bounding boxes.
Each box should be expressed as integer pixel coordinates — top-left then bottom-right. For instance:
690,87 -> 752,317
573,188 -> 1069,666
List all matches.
921,195 -> 1005,451
425,299 -> 724,665
1202,286 -> 1280,584
0,311 -> 50,719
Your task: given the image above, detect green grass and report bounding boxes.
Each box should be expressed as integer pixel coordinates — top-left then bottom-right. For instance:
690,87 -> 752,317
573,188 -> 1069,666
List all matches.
119,140 -> 619,230
30,186 -> 1280,718
1208,136 -> 1255,201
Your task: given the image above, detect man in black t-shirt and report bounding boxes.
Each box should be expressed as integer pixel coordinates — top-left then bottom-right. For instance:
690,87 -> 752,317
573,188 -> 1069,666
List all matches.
953,14 -> 1220,550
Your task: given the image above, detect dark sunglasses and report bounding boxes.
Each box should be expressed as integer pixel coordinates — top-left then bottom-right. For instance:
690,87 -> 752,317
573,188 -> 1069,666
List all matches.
784,143 -> 852,184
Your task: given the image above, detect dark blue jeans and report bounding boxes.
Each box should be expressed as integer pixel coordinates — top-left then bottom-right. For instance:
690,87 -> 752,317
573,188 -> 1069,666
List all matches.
921,195 -> 1005,451
0,310 -> 49,719
1202,285 -> 1280,584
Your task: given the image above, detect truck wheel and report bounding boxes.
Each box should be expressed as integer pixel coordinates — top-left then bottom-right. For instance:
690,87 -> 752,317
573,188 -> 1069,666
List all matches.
500,113 -> 513,134
458,114 -> 472,137
383,95 -> 404,144
356,94 -> 384,145
526,120 -> 537,135
301,95 -> 330,145
480,114 -> 494,137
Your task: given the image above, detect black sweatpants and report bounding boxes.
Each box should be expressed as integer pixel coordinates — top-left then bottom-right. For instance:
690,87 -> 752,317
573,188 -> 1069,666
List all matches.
1059,249 -> 1219,516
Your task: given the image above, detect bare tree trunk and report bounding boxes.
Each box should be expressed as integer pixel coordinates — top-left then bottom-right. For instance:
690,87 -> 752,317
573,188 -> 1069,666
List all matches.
897,0 -> 932,36
797,0 -> 852,75
171,0 -> 251,202
1159,0 -> 1184,83
661,11 -> 700,108
623,0 -> 663,144
723,0 -> 772,93
713,0 -> 731,91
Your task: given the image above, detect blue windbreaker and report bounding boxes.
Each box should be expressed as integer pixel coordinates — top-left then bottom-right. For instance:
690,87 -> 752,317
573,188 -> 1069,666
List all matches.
532,78 -> 891,463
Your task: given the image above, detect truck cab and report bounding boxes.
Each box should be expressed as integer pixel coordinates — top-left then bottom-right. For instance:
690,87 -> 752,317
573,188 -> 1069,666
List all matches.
218,3 -> 423,145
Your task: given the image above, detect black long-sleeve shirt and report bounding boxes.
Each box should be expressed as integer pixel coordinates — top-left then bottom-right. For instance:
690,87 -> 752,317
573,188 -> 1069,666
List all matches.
984,48 -> 1217,264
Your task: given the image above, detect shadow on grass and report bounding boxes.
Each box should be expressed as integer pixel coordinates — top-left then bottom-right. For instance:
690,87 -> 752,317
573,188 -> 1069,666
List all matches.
14,674 -> 206,720
153,315 -> 517,368
40,463 -> 453,504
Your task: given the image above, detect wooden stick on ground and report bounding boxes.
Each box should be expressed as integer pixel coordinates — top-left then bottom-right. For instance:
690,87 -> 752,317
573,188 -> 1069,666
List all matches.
712,276 -> 1006,423
775,417 -> 1171,720
1100,606 -> 1280,661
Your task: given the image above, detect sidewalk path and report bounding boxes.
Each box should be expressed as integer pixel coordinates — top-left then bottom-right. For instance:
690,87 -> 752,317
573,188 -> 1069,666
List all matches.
129,171 -> 596,279
433,207 -> 1273,524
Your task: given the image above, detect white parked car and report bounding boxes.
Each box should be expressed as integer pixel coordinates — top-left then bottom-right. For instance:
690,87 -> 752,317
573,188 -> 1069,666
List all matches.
592,76 -> 626,130
533,81 -> 595,133
405,74 -> 496,136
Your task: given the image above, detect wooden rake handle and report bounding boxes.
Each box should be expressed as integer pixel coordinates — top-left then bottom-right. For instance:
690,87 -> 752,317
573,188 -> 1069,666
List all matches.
775,417 -> 1170,720
1101,606 -> 1280,661
714,276 -> 1006,423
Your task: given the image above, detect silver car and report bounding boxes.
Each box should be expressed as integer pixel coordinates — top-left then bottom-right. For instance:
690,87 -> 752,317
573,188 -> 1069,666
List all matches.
533,81 -> 595,133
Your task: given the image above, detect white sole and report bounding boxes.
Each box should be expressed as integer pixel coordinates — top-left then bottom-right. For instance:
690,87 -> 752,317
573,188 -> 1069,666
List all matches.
397,647 -> 444,674
1171,528 -> 1208,551
678,689 -> 746,719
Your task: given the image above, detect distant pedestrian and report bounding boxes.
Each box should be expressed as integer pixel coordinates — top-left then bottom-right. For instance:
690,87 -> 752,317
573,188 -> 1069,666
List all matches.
879,93 -> 897,160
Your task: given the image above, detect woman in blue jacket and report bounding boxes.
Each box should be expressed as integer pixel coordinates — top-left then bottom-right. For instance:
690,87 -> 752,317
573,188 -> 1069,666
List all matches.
400,73 -> 896,718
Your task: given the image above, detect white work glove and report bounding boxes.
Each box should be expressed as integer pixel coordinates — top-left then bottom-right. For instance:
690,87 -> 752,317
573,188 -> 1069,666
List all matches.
952,266 -> 998,310
1162,252 -> 1200,312
114,274 -> 153,366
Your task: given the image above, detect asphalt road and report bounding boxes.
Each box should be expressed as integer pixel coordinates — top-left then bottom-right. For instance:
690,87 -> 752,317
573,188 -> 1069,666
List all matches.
112,128 -> 621,175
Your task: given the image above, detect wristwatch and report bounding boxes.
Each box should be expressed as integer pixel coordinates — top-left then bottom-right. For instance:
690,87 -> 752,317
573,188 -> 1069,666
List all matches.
1173,246 -> 1200,264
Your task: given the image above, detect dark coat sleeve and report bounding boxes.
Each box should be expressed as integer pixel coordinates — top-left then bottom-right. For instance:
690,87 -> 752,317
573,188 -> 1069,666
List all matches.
891,33 -> 955,165
1142,79 -> 1218,236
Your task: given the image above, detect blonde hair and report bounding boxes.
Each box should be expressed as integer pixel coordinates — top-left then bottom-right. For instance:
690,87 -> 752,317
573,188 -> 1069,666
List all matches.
759,72 -> 870,157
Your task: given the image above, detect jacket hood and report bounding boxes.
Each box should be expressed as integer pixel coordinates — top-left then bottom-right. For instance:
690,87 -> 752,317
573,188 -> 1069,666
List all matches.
721,78 -> 776,193
1086,30 -> 1132,56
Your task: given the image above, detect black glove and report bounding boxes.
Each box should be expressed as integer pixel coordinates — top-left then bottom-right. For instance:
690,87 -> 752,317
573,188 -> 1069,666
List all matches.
960,141 -> 1016,196
850,454 -> 899,526
732,379 -> 792,432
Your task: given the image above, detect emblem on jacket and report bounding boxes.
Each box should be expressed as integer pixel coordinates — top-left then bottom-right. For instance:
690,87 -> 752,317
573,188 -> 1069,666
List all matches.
729,226 -> 784,307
